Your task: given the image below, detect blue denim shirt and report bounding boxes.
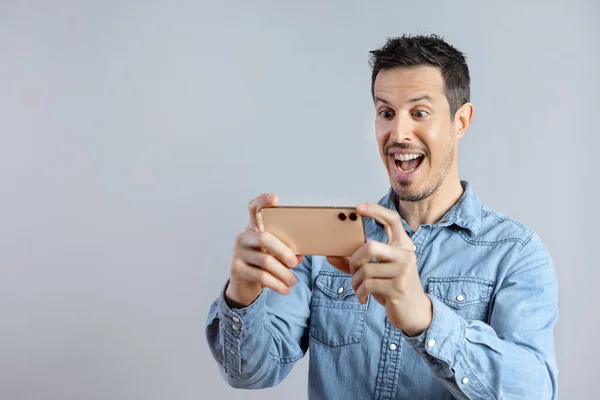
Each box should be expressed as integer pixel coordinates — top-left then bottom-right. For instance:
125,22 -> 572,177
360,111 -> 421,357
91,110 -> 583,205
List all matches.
205,181 -> 559,399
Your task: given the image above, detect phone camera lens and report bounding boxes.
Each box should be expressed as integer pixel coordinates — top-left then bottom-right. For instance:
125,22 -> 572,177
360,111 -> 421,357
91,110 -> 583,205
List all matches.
349,212 -> 358,221
338,212 -> 347,221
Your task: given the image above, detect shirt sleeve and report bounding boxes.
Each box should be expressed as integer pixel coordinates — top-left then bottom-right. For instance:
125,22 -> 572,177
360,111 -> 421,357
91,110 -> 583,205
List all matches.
205,256 -> 312,389
403,234 -> 559,400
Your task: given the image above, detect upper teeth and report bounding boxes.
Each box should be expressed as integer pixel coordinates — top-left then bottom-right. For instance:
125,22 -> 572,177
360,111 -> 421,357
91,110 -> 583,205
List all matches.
394,153 -> 422,161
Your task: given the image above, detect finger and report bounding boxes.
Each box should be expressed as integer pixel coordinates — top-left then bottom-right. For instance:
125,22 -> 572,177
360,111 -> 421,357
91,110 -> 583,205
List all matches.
248,193 -> 278,232
349,241 -> 414,274
356,203 -> 413,249
232,259 -> 291,295
351,262 -> 401,292
239,249 -> 297,287
326,256 -> 351,274
355,278 -> 394,304
237,231 -> 299,268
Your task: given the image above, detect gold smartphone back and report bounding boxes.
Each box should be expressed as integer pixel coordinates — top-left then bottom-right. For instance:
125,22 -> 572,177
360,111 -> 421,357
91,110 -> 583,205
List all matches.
261,206 -> 366,257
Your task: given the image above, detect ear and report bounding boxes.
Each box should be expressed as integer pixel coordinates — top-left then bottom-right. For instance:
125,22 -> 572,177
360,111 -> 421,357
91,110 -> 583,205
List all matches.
453,102 -> 474,139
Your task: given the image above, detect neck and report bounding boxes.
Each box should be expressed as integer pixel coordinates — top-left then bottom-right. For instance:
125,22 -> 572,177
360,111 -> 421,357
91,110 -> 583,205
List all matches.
397,174 -> 464,232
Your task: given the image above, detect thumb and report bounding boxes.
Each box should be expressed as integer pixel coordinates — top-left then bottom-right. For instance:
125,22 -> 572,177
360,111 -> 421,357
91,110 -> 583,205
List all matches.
248,193 -> 278,231
326,256 -> 351,274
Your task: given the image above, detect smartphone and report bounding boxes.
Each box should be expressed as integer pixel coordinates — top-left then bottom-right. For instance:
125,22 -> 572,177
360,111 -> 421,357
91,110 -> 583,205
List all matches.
260,206 -> 366,257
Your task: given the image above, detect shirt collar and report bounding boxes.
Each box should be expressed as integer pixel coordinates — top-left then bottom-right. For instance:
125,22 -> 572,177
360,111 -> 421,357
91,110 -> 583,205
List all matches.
365,180 -> 484,236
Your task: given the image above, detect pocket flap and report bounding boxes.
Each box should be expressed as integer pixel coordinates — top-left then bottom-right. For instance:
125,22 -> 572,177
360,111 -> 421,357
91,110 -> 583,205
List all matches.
427,277 -> 493,309
315,272 -> 356,300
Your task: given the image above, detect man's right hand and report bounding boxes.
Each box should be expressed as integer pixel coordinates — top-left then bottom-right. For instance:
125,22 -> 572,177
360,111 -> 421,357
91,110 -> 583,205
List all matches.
225,193 -> 302,308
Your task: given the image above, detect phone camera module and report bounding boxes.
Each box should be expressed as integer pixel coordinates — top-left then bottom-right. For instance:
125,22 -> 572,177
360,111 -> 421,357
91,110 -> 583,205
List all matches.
338,212 -> 347,221
349,212 -> 358,221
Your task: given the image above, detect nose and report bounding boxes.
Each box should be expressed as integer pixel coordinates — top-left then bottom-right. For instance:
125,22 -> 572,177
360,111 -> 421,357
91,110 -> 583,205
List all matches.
390,114 -> 416,142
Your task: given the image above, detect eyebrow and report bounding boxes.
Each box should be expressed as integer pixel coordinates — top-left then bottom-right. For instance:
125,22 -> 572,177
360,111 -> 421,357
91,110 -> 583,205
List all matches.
374,94 -> 434,106
407,95 -> 434,103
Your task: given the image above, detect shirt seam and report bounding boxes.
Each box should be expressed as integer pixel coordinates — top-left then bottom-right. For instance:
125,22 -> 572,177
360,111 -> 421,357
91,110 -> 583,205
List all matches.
456,231 -> 528,247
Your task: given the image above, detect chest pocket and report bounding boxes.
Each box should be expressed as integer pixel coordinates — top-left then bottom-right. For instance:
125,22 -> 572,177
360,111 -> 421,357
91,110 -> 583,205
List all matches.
426,277 -> 494,322
310,271 -> 367,347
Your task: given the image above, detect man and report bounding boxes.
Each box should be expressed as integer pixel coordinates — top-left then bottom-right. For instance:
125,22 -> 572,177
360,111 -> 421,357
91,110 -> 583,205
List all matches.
205,34 -> 559,399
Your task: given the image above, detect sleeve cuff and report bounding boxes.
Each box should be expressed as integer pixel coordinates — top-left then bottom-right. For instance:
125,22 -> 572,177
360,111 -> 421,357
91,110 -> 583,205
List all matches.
217,279 -> 269,335
403,294 -> 465,375
212,280 -> 270,378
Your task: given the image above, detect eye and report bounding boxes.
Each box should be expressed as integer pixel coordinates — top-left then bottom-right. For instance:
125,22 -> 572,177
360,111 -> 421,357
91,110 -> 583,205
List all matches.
412,110 -> 429,118
378,109 -> 395,119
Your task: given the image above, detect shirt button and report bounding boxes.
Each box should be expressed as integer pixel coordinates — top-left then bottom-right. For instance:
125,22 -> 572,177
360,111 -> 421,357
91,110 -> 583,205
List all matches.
456,294 -> 465,302
427,339 -> 436,348
389,343 -> 397,351
232,324 -> 240,331
462,377 -> 469,384
337,287 -> 344,294
232,316 -> 240,323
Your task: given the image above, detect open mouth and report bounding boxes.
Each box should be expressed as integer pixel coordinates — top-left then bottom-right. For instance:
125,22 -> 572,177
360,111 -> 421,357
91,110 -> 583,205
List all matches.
394,153 -> 424,173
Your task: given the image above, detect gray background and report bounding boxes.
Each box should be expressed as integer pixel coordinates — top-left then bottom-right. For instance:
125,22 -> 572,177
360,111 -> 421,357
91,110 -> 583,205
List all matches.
1,0 -> 598,399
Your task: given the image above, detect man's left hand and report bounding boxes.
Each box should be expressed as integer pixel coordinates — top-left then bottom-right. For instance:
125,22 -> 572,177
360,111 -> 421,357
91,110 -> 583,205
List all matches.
327,202 -> 433,337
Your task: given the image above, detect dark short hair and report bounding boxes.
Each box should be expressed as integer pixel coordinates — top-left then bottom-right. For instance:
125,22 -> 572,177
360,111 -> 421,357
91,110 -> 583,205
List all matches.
369,34 -> 470,117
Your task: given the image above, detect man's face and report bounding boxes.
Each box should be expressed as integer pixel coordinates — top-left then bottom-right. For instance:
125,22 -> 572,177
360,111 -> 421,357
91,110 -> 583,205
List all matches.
374,66 -> 458,202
